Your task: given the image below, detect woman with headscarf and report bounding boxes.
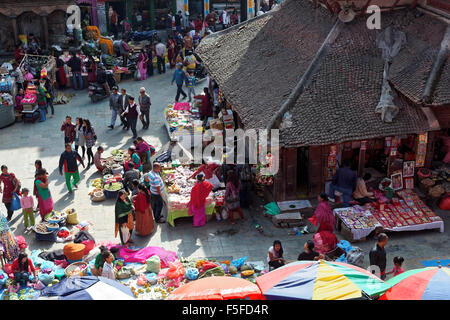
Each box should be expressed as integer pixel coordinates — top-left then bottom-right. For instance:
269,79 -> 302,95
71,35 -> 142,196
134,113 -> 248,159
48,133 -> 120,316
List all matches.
115,190 -> 134,246
132,184 -> 154,236
188,173 -> 213,227
34,168 -> 53,221
310,193 -> 338,254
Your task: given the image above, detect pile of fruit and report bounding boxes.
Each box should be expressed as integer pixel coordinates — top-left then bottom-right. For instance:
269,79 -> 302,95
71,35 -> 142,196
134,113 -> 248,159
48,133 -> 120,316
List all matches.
91,178 -> 104,189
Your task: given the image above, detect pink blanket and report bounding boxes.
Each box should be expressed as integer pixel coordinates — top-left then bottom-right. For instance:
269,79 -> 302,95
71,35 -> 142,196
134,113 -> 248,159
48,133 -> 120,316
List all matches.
107,245 -> 178,267
173,102 -> 191,111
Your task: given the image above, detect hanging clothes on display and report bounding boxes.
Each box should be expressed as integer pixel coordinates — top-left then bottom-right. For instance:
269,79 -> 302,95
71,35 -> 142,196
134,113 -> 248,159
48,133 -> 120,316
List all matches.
0,212 -> 19,263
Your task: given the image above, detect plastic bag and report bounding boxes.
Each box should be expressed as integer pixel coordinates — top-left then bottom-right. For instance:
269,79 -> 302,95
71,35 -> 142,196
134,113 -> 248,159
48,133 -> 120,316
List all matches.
264,202 -> 280,216
146,255 -> 161,273
185,268 -> 199,280
231,256 -> 247,269
11,193 -> 21,211
337,240 -> 353,253
346,247 -> 364,268
120,225 -> 130,244
166,262 -> 185,279
146,272 -> 157,285
136,274 -> 148,286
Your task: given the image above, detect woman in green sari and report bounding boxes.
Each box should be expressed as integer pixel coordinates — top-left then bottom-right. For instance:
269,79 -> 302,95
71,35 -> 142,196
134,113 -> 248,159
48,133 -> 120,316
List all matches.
115,190 -> 134,246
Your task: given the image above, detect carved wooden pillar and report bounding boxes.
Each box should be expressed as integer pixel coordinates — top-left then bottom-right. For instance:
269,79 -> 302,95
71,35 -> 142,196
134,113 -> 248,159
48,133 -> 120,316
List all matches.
10,15 -> 18,46
40,12 -> 49,50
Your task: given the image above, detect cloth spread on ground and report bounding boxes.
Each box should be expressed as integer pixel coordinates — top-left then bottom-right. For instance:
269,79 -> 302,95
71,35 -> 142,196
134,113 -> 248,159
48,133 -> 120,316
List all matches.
38,249 -> 66,262
106,246 -> 178,267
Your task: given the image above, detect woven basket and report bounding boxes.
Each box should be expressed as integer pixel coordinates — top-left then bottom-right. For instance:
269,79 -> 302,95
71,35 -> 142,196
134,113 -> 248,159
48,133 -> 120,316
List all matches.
66,211 -> 79,225
65,262 -> 88,277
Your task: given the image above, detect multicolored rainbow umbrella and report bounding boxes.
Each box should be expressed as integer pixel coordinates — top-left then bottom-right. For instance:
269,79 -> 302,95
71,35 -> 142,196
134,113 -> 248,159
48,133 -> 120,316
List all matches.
256,260 -> 389,300
380,267 -> 450,300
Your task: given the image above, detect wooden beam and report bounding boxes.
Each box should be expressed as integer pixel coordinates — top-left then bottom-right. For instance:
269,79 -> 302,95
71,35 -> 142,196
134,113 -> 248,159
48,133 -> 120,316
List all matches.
410,0 -> 419,9
390,0 -> 401,11
360,0 -> 373,15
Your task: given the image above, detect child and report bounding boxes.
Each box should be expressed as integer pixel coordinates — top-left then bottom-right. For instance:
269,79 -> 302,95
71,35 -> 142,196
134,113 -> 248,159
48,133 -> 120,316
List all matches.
185,70 -> 196,102
15,88 -> 24,112
20,188 -> 35,230
386,256 -> 405,277
101,251 -> 116,280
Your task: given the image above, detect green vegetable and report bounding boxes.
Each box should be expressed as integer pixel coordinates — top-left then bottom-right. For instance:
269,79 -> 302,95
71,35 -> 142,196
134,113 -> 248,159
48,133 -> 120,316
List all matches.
104,182 -> 122,191
198,267 -> 225,279
240,264 -> 252,271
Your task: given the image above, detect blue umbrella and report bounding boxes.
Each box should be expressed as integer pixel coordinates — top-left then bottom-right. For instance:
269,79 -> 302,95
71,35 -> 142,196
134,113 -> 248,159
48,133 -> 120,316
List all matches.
37,276 -> 136,300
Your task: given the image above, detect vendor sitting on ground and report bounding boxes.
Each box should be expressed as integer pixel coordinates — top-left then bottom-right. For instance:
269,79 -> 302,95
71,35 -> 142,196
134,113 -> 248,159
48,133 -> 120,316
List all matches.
91,245 -> 120,276
267,240 -> 285,270
135,137 -> 151,166
353,172 -> 376,205
94,146 -> 106,173
124,146 -> 143,172
101,250 -> 117,280
189,160 -> 222,190
297,240 -> 323,261
12,252 -> 37,285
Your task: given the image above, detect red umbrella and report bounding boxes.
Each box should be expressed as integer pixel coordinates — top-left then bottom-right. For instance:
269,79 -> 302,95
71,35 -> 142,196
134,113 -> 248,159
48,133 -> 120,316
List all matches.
169,276 -> 263,300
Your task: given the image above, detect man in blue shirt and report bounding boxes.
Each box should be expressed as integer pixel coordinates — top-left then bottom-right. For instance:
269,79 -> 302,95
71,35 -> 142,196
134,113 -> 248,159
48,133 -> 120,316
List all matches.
148,162 -> 166,223
328,159 -> 357,207
171,63 -> 187,102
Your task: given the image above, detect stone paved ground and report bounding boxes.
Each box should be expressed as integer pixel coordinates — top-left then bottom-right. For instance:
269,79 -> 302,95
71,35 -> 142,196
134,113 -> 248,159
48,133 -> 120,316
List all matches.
1,71 -> 449,276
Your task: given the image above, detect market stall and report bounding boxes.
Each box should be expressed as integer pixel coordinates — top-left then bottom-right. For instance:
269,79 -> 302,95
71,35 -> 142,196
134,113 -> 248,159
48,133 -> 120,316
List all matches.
164,102 -> 203,148
19,54 -> 56,83
0,93 -> 15,128
334,189 -> 444,241
161,165 -> 216,227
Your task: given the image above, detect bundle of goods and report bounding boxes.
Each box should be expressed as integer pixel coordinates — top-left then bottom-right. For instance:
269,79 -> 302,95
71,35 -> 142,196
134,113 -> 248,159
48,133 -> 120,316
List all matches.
0,93 -> 13,106
0,213 -> 19,262
34,222 -> 58,241
65,208 -> 79,225
0,75 -> 14,93
90,189 -> 106,202
336,206 -> 379,230
214,190 -> 226,206
63,243 -> 86,262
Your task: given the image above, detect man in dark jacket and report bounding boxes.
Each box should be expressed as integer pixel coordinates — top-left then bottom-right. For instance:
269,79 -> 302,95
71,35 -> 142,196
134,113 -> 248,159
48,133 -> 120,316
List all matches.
118,88 -> 131,130
138,87 -> 151,129
67,51 -> 83,90
59,143 -> 85,193
369,233 -> 388,280
61,116 -> 76,144
328,159 -> 357,207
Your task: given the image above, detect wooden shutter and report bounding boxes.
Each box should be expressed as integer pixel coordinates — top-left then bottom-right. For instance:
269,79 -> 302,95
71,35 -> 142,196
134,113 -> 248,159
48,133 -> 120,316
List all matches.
308,146 -> 324,195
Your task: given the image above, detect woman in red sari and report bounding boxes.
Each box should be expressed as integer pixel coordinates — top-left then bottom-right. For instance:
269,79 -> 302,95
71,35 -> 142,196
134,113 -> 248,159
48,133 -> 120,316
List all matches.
189,173 -> 213,227
311,193 -> 338,254
167,36 -> 176,69
87,55 -> 97,83
0,165 -> 20,221
132,184 -> 154,236
56,56 -> 67,90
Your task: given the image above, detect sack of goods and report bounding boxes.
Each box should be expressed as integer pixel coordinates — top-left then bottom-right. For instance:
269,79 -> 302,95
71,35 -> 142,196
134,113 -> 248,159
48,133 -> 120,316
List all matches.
63,243 -> 86,262
66,208 -> 79,225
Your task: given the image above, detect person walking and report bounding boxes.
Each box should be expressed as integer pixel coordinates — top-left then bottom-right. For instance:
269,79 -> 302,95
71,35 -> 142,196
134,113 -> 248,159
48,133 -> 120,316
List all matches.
137,49 -> 148,80
224,170 -> 244,225
120,36 -> 130,67
110,8 -> 119,38
328,159 -> 357,207
121,96 -> 141,139
369,233 -> 389,280
148,162 -> 165,223
59,143 -> 85,193
138,87 -> 151,130
36,79 -> 47,122
20,188 -> 35,230
171,63 -> 187,102
67,51 -> 83,90
74,117 -> 86,159
34,168 -> 53,221
132,184 -> 155,236
155,39 -> 167,74
146,43 -> 154,77
82,119 -> 97,167
118,88 -> 131,130
43,77 -> 55,118
185,70 -> 196,102
61,116 -> 77,145
167,36 -> 176,69
108,86 -> 120,129
188,173 -> 213,227
0,165 -> 21,221
115,190 -> 134,246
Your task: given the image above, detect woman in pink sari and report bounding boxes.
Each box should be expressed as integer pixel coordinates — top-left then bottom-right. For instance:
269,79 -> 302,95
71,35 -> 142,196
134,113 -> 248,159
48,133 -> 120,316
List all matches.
188,173 -> 213,227
138,49 -> 148,80
34,169 -> 53,221
311,193 -> 338,254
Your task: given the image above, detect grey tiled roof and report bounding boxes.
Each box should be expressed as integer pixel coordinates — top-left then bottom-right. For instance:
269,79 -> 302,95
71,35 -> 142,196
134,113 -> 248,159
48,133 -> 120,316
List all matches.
197,0 -> 442,146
